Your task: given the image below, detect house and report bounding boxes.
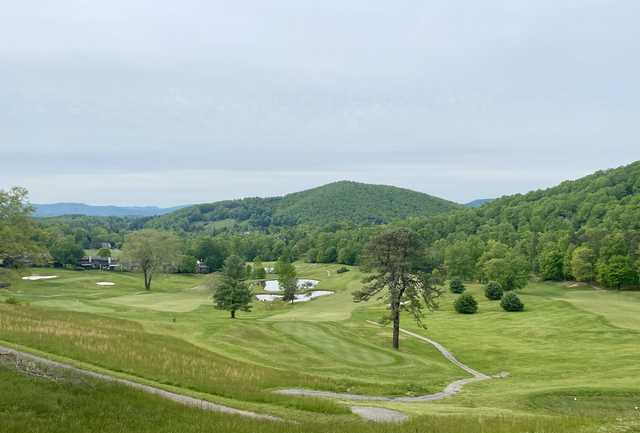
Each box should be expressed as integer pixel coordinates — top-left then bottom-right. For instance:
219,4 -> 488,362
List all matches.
195,259 -> 209,274
77,256 -> 121,271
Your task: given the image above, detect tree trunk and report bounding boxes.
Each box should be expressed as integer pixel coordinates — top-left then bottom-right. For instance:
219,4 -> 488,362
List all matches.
392,305 -> 400,350
230,309 -> 236,319
144,269 -> 151,290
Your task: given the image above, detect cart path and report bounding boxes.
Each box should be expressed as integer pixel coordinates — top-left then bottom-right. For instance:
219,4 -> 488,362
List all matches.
0,345 -> 280,422
276,321 -> 503,404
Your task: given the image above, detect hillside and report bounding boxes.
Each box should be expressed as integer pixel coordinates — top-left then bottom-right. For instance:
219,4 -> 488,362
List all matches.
147,181 -> 460,232
414,160 -> 640,241
34,203 -> 185,218
403,161 -> 640,288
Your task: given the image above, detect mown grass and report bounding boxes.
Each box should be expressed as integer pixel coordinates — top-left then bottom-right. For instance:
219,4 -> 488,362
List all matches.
2,267 -> 640,432
0,266 -> 462,396
372,281 -> 640,420
0,367 -> 594,433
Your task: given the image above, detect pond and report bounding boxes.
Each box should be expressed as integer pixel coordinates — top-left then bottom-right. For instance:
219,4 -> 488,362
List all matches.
256,290 -> 334,303
263,279 -> 319,292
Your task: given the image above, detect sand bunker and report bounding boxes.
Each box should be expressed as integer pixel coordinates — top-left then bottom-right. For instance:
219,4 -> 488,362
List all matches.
256,290 -> 334,303
96,282 -> 115,286
256,294 -> 283,302
263,279 -> 319,292
22,275 -> 58,281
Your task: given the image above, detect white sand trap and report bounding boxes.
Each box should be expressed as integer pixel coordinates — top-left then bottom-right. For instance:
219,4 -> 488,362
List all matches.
257,291 -> 334,303
263,279 -> 319,292
309,290 -> 333,298
256,294 -> 283,302
96,282 -> 115,286
22,275 -> 58,281
293,290 -> 334,303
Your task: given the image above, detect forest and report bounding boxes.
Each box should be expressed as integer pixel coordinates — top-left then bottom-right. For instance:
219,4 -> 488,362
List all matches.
3,161 -> 639,290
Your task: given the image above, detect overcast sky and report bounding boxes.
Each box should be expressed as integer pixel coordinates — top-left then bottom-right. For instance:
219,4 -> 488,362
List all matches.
1,1 -> 638,206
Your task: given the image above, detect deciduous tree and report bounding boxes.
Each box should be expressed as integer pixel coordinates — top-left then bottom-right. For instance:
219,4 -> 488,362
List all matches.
50,237 -> 84,267
0,187 -> 46,265
122,229 -> 181,290
571,246 -> 595,282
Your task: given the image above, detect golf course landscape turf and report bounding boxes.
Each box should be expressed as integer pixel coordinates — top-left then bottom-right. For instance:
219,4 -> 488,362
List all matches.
1,264 -> 639,432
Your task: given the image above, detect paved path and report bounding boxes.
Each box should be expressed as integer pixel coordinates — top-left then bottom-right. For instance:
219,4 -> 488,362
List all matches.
1,322 -> 503,424
0,345 -> 280,422
350,406 -> 408,423
277,322 -> 503,421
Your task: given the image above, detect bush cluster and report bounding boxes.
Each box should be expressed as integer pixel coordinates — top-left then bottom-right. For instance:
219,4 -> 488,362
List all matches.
454,293 -> 478,314
485,281 -> 504,300
336,267 -> 350,274
501,292 -> 524,312
5,297 -> 19,305
449,278 -> 466,294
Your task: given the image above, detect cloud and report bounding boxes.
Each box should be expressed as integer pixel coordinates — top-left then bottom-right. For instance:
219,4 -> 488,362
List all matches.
1,0 -> 638,204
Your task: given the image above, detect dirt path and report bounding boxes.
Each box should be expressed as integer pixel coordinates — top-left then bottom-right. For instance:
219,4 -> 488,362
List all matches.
0,345 -> 280,422
277,322 -> 504,420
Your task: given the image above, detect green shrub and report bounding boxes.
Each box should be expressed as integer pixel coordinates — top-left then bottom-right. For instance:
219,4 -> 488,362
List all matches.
5,296 -> 19,305
454,293 -> 478,314
336,267 -> 350,274
485,281 -> 504,300
501,292 -> 524,312
449,278 -> 465,294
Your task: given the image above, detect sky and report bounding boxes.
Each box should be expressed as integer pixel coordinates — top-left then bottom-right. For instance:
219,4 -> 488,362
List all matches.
1,0 -> 639,206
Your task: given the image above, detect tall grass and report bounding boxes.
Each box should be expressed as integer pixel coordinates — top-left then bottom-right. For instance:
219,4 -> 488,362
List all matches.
0,304 -> 347,414
0,367 -> 597,433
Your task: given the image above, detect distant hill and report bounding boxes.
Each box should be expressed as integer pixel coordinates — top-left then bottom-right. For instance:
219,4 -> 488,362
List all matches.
147,181 -> 461,232
33,203 -> 186,218
464,198 -> 494,208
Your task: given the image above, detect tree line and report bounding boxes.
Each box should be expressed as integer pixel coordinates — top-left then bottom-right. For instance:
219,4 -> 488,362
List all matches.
3,161 -> 640,291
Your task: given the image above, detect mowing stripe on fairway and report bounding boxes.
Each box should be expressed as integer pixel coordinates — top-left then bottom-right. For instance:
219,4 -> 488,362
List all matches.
275,321 -> 504,402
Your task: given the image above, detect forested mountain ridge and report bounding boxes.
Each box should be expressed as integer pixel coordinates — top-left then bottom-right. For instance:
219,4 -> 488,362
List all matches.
146,181 -> 461,232
403,161 -> 640,289
410,161 -> 640,242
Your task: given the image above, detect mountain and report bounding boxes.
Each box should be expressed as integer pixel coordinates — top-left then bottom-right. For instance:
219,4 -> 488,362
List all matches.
33,203 -> 186,218
464,198 -> 494,208
410,160 -> 640,244
147,181 -> 461,232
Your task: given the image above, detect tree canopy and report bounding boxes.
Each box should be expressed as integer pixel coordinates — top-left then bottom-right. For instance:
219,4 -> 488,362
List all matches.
353,227 -> 441,349
122,229 -> 181,289
0,187 -> 46,265
211,255 -> 252,318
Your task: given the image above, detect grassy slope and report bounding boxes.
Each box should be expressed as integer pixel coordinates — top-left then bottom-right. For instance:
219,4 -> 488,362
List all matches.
0,368 -> 588,433
1,267 -> 640,432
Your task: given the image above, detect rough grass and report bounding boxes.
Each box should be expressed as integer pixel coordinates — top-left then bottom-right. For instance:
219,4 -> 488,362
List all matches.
0,367 -> 593,433
0,303 -> 348,415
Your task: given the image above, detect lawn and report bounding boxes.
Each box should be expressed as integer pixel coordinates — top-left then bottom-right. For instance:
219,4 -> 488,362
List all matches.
1,265 -> 639,432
